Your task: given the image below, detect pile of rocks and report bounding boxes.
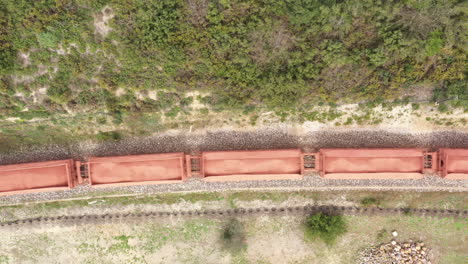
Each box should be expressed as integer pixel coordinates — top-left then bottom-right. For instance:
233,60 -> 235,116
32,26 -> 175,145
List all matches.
360,237 -> 431,264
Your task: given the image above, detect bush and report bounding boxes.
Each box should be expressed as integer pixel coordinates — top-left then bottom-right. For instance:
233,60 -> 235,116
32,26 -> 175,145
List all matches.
1,0 -> 467,127
425,30 -> 444,57
96,131 -> 122,141
36,31 -> 60,49
438,103 -> 449,113
221,219 -> 246,253
304,213 -> 347,245
360,197 -> 381,206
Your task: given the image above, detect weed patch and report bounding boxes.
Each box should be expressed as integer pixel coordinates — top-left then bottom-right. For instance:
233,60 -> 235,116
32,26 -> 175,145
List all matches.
360,197 -> 381,207
304,213 -> 347,245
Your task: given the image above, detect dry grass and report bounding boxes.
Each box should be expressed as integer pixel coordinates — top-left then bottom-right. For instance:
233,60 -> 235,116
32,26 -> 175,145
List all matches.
0,214 -> 465,264
0,191 -> 466,263
1,190 -> 466,223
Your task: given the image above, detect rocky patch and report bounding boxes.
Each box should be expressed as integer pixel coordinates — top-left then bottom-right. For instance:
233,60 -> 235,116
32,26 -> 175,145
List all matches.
360,236 -> 432,264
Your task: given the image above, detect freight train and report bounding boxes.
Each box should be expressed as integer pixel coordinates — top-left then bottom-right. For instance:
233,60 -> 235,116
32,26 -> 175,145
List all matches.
1,148 -> 467,196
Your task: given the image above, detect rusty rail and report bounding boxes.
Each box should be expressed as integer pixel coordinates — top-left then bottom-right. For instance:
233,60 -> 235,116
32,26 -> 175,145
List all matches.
1,205 -> 466,228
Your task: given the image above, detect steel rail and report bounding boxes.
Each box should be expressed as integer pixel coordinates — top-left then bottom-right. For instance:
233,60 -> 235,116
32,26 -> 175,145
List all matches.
2,205 -> 466,228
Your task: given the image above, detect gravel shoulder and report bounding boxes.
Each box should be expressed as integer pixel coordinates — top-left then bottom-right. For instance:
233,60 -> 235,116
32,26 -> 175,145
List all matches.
0,173 -> 467,206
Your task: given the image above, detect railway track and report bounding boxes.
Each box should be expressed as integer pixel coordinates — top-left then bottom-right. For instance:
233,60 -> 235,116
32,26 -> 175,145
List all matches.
2,148 -> 467,197
2,205 -> 466,228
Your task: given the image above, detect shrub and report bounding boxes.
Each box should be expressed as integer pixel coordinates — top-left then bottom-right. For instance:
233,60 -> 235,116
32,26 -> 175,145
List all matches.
111,110 -> 123,125
304,213 -> 347,245
221,219 -> 246,253
36,31 -> 60,49
425,30 -> 444,57
165,106 -> 181,118
360,197 -> 381,206
96,131 -> 122,141
344,117 -> 353,125
120,0 -> 182,50
47,84 -> 72,105
438,103 -> 449,113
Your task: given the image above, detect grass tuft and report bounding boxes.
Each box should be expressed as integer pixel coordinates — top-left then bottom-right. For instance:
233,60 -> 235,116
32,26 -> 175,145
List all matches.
360,197 -> 381,207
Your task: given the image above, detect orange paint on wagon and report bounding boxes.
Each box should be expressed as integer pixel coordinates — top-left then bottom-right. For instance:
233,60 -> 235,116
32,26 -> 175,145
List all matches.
319,148 -> 428,179
87,153 -> 186,187
200,149 -> 303,181
0,159 -> 76,195
439,148 -> 468,179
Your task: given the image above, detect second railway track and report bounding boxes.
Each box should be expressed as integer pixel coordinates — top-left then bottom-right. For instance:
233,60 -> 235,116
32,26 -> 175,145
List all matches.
2,205 -> 466,228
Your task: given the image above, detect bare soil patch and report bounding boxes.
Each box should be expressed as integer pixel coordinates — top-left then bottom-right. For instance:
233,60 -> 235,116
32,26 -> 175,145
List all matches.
94,6 -> 114,37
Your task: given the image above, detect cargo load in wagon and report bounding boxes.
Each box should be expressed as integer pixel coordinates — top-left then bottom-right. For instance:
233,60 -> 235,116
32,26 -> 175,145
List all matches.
439,148 -> 468,180
318,148 -> 436,179
86,153 -> 186,187
196,149 -> 303,182
0,159 -> 76,195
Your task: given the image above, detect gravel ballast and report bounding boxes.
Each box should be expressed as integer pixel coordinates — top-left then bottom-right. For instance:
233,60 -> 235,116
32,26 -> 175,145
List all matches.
1,173 -> 467,205
1,128 -> 468,165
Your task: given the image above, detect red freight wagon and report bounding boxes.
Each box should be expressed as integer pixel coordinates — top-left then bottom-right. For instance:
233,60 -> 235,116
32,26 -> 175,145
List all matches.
85,153 -> 186,187
0,159 -> 76,195
439,149 -> 468,179
195,149 -> 303,182
318,149 -> 437,179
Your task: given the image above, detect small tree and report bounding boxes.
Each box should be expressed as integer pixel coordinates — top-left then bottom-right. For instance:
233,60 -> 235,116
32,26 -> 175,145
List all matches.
304,213 -> 347,245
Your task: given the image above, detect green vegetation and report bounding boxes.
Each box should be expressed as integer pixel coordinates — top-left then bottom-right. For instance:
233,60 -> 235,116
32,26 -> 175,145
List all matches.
360,197 -> 381,207
108,235 -> 133,253
0,0 -> 466,115
0,0 -> 466,151
0,256 -> 9,264
304,212 -> 347,245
